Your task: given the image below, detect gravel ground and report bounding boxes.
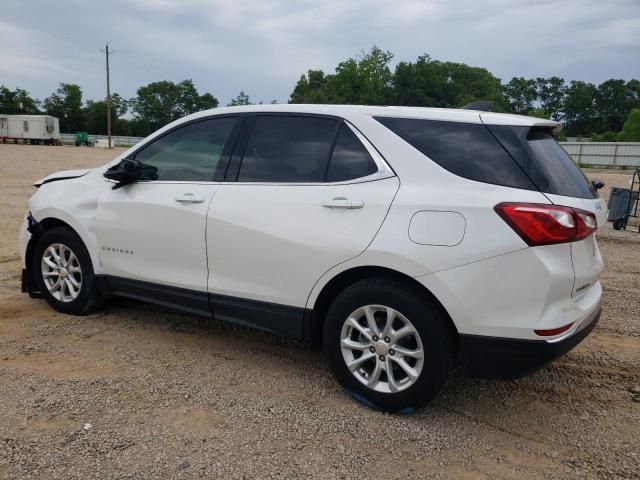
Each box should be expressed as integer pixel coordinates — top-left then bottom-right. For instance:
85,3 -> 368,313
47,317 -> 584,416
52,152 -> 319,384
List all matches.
0,144 -> 638,479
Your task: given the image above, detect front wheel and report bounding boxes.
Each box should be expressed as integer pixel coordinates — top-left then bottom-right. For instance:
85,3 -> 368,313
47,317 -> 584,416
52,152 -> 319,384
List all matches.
33,227 -> 106,315
323,277 -> 453,412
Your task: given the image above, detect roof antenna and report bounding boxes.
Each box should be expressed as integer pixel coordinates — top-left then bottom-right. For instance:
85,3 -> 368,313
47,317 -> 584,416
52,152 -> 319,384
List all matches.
460,101 -> 494,112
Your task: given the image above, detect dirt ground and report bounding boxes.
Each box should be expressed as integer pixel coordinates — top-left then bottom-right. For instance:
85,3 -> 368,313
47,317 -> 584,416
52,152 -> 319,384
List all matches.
0,144 -> 638,479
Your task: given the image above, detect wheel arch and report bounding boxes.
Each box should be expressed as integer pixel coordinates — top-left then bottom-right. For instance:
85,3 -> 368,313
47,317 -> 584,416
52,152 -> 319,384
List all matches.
24,215 -> 98,296
306,265 -> 459,350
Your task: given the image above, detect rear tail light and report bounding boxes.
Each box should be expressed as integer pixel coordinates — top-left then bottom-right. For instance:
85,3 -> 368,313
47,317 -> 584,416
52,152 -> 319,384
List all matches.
494,202 -> 597,246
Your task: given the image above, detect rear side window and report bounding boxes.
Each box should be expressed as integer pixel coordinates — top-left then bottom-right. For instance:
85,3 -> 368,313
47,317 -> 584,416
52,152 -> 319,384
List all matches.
375,117 -> 535,190
238,116 -> 338,182
134,117 -> 238,181
326,124 -> 378,182
488,126 -> 596,199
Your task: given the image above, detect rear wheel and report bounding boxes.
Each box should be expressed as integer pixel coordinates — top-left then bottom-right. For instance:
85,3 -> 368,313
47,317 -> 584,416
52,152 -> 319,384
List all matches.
33,227 -> 105,315
323,277 -> 453,412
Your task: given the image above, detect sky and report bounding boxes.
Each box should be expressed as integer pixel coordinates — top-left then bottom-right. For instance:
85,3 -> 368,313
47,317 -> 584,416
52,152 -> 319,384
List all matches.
1,0 -> 639,106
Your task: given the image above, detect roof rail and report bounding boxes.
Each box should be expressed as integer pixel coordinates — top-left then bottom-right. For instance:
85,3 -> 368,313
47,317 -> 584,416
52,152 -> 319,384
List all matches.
460,101 -> 495,112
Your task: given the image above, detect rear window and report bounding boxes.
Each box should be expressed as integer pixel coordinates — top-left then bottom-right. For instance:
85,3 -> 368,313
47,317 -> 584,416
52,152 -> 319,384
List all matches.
487,126 -> 596,199
374,117 -> 536,190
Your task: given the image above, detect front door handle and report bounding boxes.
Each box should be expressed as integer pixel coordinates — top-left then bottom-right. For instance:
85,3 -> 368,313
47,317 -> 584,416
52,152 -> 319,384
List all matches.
175,193 -> 205,204
322,197 -> 364,209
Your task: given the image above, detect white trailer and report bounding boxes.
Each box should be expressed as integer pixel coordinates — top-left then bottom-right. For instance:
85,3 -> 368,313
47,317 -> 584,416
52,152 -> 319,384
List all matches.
0,115 -> 61,145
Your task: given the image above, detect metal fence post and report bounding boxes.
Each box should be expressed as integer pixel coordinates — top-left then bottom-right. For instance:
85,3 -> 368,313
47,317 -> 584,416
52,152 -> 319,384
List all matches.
613,143 -> 619,167
578,143 -> 583,165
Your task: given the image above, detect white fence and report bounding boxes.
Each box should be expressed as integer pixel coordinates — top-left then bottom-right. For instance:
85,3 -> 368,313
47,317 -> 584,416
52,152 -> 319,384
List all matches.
60,133 -> 143,147
58,133 -> 640,168
560,142 -> 640,168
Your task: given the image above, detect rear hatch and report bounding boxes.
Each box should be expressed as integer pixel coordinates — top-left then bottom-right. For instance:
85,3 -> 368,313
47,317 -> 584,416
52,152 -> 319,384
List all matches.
484,119 -> 606,298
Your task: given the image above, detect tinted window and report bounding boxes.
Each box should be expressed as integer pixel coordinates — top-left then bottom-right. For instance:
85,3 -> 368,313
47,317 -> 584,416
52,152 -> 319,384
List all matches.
238,116 -> 337,182
488,126 -> 595,199
375,117 -> 535,190
135,117 -> 237,181
326,124 -> 378,182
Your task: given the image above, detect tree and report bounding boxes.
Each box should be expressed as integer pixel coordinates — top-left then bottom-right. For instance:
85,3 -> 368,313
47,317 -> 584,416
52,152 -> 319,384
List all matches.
328,46 -> 394,105
290,47 -> 394,105
617,108 -> 640,141
392,55 -> 503,108
131,79 -> 218,131
228,91 -> 252,106
594,79 -> 639,133
43,83 -> 84,132
536,77 -> 566,120
562,81 -> 598,136
83,94 -> 129,135
289,70 -> 331,103
0,86 -> 41,114
502,77 -> 538,114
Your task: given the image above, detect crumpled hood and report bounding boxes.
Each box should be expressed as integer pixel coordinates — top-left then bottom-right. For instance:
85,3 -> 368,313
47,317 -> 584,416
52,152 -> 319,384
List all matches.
34,168 -> 92,187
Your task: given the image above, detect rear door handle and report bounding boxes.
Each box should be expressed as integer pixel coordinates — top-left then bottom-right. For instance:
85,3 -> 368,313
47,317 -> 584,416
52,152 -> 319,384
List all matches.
175,193 -> 205,204
322,197 -> 364,209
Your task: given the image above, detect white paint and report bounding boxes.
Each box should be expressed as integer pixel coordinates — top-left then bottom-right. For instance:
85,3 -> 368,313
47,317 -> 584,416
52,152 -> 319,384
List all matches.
21,104 -> 602,345
408,210 -> 466,246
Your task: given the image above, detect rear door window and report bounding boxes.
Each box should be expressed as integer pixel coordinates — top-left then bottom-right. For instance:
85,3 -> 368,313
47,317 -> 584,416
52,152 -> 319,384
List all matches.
326,124 -> 378,182
375,117 -> 536,190
238,115 -> 338,182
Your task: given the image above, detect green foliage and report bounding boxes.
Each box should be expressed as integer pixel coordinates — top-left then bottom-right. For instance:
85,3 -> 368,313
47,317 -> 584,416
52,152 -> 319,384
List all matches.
289,47 -> 639,140
392,55 -> 504,108
594,79 -> 638,133
503,77 -> 538,114
535,77 -> 566,120
130,79 -> 218,132
227,91 -> 252,106
590,131 -> 618,142
290,47 -> 395,105
43,83 -> 85,132
617,109 -> 640,141
290,48 -> 503,109
84,94 -> 130,135
0,86 -> 41,114
560,81 -> 598,136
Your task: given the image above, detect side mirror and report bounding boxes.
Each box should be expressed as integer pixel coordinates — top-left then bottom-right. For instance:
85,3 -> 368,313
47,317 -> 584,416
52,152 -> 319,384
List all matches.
103,159 -> 158,189
591,179 -> 605,191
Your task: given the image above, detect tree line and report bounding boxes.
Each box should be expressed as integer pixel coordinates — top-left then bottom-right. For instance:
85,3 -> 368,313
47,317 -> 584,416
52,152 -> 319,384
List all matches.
0,80 -> 220,137
290,47 -> 640,140
1,46 -> 639,140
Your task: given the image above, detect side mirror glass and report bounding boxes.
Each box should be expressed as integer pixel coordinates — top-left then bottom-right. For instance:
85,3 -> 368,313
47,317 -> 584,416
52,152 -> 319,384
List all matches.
103,159 -> 158,189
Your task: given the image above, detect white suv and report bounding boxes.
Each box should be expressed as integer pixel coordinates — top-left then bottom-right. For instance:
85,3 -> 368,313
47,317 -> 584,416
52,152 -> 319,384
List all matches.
20,105 -> 606,412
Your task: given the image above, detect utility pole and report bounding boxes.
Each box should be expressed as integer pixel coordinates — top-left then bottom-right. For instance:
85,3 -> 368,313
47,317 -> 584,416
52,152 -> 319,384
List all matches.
102,43 -> 115,148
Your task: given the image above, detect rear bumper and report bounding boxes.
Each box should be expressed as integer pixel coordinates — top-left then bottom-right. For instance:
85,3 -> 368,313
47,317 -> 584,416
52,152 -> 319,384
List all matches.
459,306 -> 600,379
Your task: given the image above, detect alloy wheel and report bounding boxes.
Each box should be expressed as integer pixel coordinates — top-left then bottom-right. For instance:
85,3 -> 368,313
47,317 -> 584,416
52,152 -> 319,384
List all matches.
41,243 -> 82,302
340,305 -> 424,393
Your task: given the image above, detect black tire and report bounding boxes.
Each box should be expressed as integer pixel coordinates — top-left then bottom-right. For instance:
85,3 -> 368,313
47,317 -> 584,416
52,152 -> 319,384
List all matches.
323,277 -> 453,412
613,217 -> 624,230
33,227 -> 106,315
